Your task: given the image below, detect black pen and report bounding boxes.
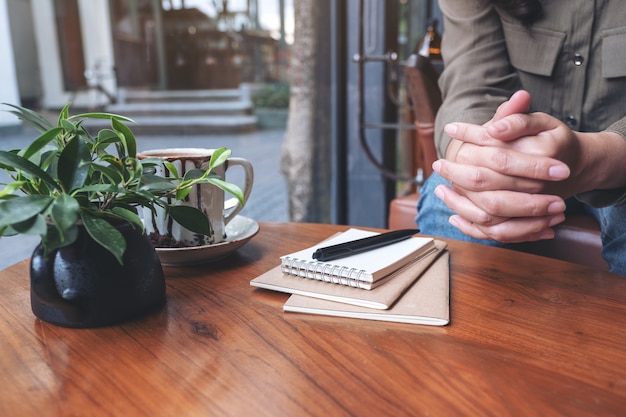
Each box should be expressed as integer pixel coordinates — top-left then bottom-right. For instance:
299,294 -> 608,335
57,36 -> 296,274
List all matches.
312,229 -> 420,262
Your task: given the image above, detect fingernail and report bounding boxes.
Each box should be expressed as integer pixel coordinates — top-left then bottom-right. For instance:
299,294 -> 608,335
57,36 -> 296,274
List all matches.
432,160 -> 441,173
548,164 -> 570,179
539,230 -> 555,240
434,185 -> 445,201
448,216 -> 460,228
547,200 -> 566,214
549,214 -> 565,227
444,123 -> 457,136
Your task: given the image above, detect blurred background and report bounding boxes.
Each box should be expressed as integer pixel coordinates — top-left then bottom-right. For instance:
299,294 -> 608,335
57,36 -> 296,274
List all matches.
0,0 -> 442,268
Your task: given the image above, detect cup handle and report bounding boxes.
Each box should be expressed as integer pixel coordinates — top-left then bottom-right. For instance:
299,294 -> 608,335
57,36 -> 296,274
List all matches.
223,157 -> 254,224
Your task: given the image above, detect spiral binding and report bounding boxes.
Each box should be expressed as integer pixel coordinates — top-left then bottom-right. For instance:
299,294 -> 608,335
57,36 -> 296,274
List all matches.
281,256 -> 368,287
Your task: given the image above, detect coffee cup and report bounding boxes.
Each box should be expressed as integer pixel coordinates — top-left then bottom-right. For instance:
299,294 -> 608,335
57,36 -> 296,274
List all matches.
137,148 -> 254,246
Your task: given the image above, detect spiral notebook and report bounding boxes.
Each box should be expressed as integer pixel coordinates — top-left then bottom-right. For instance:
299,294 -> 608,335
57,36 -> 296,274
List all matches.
251,240 -> 447,309
284,251 -> 450,326
279,228 -> 436,289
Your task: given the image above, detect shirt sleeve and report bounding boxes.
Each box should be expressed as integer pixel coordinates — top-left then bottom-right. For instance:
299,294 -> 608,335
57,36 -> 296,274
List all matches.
606,117 -> 626,140
435,0 -> 522,158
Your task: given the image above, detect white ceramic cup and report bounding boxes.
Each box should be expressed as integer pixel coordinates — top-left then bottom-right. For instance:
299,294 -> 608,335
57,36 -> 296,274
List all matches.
137,148 -> 254,246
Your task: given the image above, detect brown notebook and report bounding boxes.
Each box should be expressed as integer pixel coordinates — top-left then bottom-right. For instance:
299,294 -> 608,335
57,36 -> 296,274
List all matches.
284,251 -> 450,326
251,240 -> 447,310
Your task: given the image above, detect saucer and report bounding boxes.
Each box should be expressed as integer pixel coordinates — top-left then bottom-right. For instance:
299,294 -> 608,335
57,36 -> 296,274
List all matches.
155,216 -> 259,266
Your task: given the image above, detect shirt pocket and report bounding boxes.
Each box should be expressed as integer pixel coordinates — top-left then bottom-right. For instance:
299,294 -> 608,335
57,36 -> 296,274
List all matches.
602,27 -> 626,78
501,20 -> 565,77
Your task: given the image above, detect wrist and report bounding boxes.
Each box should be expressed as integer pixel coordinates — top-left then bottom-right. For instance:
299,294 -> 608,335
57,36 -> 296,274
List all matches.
578,131 -> 626,191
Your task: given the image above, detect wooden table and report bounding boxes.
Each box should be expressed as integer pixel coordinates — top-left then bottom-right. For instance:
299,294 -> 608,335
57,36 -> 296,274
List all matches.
1,222 -> 625,416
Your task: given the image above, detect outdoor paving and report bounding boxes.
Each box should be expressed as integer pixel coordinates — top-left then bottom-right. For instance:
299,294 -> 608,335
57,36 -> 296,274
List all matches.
0,125 -> 289,270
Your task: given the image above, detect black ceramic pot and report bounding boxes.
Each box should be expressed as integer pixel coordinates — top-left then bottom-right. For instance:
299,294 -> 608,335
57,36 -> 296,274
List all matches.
29,222 -> 166,328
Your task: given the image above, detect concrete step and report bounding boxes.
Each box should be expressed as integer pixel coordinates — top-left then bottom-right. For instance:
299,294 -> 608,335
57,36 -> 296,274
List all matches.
101,88 -> 258,134
84,114 -> 258,135
106,100 -> 254,117
121,89 -> 244,103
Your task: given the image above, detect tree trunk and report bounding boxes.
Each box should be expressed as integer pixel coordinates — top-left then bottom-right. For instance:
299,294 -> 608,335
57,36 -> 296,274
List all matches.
280,0 -> 331,223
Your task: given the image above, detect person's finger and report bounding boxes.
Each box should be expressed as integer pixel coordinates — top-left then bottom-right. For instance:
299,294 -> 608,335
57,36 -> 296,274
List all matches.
449,213 -> 564,243
490,90 -> 531,123
434,184 -> 566,220
446,110 -> 563,146
434,150 -> 570,185
444,122 -> 495,146
434,159 -> 545,193
447,215 -> 492,240
486,111 -> 564,142
434,184 -> 508,226
465,189 -> 566,218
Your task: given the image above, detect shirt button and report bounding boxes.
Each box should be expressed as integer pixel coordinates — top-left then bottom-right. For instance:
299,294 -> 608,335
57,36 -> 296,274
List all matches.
566,115 -> 577,127
573,54 -> 584,66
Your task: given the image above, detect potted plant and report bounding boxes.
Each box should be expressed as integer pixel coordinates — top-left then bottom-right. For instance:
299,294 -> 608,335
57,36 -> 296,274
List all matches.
252,82 -> 290,129
0,103 -> 244,328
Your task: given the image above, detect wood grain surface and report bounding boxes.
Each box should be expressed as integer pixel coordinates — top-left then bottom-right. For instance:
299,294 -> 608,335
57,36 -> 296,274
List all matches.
0,222 -> 625,417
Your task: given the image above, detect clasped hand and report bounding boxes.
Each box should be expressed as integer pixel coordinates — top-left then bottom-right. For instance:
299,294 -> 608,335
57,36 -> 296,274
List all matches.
433,90 -> 587,243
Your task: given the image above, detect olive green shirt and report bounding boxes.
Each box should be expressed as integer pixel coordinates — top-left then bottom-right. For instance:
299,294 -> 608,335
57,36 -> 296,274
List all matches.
436,0 -> 626,206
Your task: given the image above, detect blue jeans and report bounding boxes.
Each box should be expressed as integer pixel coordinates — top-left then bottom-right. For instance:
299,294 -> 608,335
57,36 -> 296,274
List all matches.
417,173 -> 626,275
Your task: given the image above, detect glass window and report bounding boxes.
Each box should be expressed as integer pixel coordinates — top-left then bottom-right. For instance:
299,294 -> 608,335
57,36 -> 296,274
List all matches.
4,0 -> 293,226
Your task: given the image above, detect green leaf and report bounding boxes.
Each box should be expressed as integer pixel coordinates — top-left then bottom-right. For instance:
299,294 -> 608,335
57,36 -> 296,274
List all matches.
58,137 -> 91,192
182,168 -> 207,181
111,118 -> 137,157
208,147 -> 231,171
116,195 -> 156,211
2,103 -> 55,131
80,211 -> 126,265
20,127 -> 63,160
96,129 -> 122,151
0,151 -> 59,190
140,174 -> 176,193
91,163 -> 124,185
207,177 -> 245,205
168,205 -> 212,236
39,149 -> 58,175
72,112 -> 134,122
0,225 -> 17,237
58,102 -> 71,123
163,160 -> 180,178
42,222 -> 79,253
99,154 -> 124,171
111,206 -> 144,230
50,194 -> 80,237
11,214 -> 47,236
78,183 -> 119,193
174,187 -> 192,201
0,195 -> 53,228
60,119 -> 75,132
97,128 -> 120,141
0,180 -> 27,198
139,157 -> 165,168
